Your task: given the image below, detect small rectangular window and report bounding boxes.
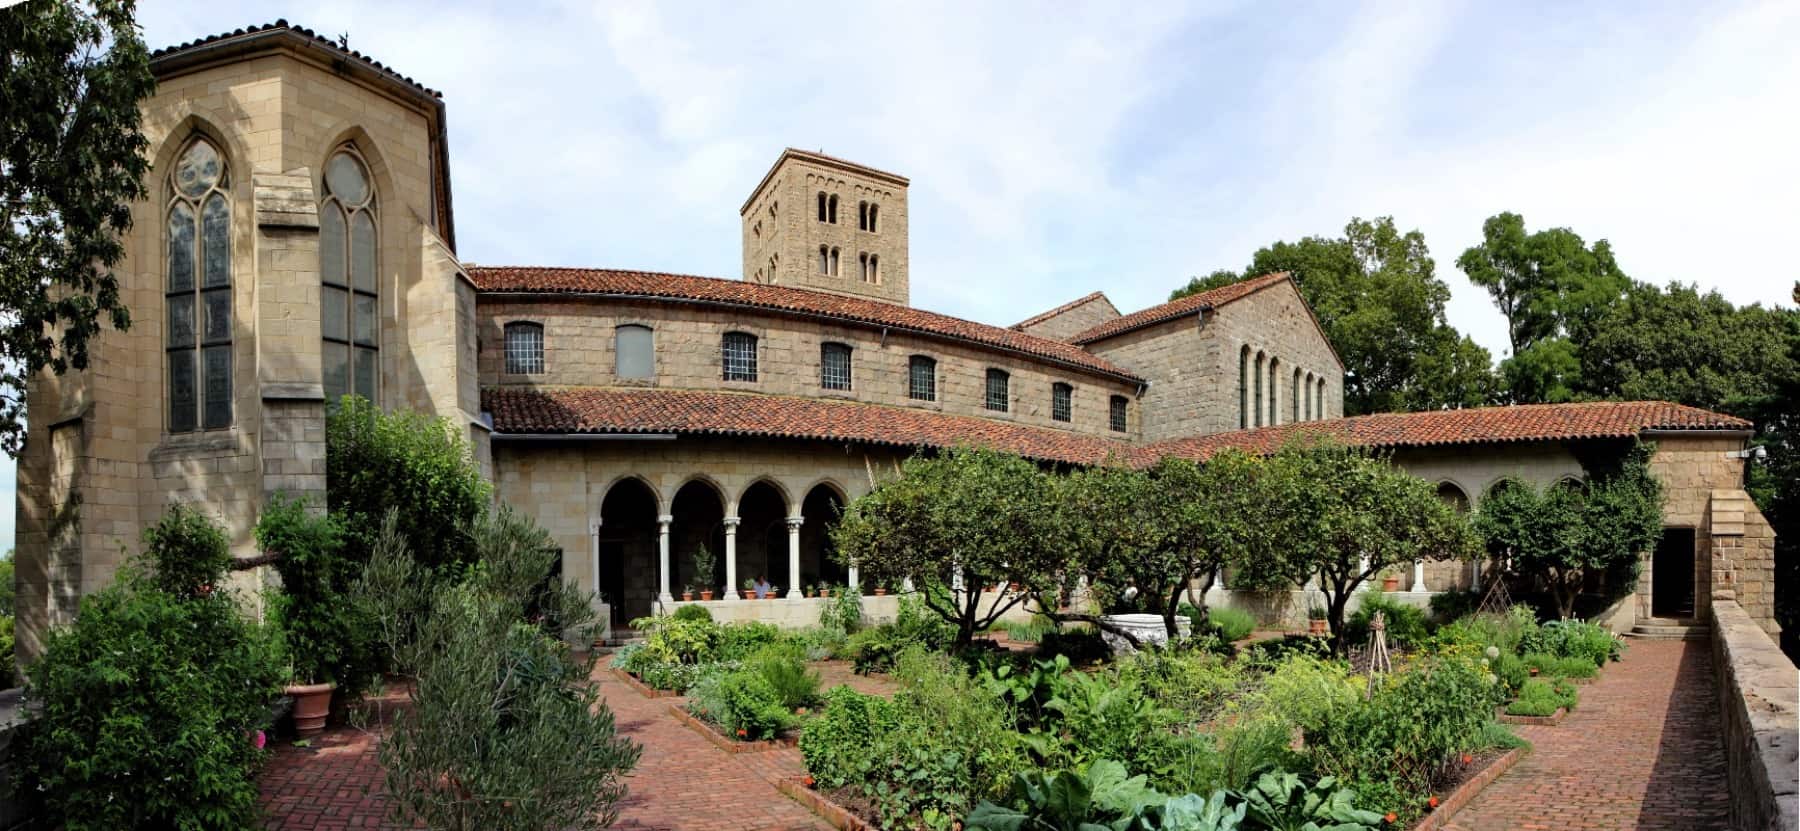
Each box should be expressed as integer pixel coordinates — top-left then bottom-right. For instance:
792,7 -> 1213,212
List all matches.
985,369 -> 1009,413
1052,383 -> 1072,423
723,331 -> 758,382
908,356 -> 936,401
505,322 -> 545,375
1109,395 -> 1128,432
821,342 -> 852,391
616,325 -> 654,379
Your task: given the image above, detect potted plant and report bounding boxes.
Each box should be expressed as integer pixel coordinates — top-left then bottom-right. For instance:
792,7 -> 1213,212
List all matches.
1381,570 -> 1401,592
820,585 -> 831,598
257,499 -> 362,736
681,584 -> 694,602
1306,604 -> 1329,636
691,545 -> 716,601
742,578 -> 756,600
873,583 -> 888,597
766,585 -> 779,600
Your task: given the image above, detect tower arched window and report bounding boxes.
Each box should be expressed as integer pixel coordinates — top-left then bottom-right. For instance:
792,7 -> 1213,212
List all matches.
827,194 -> 838,224
868,254 -> 880,284
1253,351 -> 1265,428
722,331 -> 758,382
1292,367 -> 1302,422
985,369 -> 1010,413
818,245 -> 830,274
504,322 -> 544,375
1267,357 -> 1280,425
166,136 -> 233,433
868,203 -> 879,232
829,246 -> 840,276
816,191 -> 828,222
858,201 -> 868,231
320,147 -> 378,403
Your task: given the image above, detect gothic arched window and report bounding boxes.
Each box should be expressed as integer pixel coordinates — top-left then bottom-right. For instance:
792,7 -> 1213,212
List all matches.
167,137 -> 232,433
320,147 -> 378,403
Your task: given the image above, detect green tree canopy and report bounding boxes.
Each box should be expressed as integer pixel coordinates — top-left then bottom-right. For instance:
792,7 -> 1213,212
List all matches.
1577,280 -> 1797,412
1173,217 -> 1495,415
326,396 -> 492,573
0,0 -> 155,454
1231,440 -> 1479,650
1472,445 -> 1663,619
1456,212 -> 1631,403
831,446 -> 1066,648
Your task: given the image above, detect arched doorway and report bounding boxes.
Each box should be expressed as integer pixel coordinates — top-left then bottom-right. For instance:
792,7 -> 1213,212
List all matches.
1431,481 -> 1474,591
801,484 -> 848,591
670,479 -> 726,600
738,480 -> 789,595
598,478 -> 658,627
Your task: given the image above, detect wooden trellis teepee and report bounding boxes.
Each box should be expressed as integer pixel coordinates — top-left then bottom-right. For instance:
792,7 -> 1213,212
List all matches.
1363,610 -> 1392,699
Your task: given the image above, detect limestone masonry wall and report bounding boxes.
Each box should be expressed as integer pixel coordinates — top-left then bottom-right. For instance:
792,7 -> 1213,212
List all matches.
1709,599 -> 1799,831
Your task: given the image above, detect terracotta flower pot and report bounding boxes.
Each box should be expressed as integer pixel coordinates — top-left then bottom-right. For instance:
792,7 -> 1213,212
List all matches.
1382,576 -> 1400,592
699,590 -> 714,601
742,590 -> 755,599
681,591 -> 693,602
286,681 -> 336,735
874,588 -> 887,596
1308,619 -> 1328,636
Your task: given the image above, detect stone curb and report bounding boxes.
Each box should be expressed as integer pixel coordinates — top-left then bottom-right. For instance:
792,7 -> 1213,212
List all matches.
777,777 -> 879,831
666,703 -> 797,753
1409,747 -> 1526,831
609,666 -> 680,699
1496,706 -> 1568,726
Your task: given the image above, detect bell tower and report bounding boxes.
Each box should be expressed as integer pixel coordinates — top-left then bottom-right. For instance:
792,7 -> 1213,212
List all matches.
740,148 -> 909,306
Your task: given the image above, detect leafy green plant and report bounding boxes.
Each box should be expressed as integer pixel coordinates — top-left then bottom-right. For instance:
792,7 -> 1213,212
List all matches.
1205,607 -> 1257,643
139,503 -> 233,598
819,587 -> 865,634
749,642 -> 822,710
1505,677 -> 1576,717
1238,772 -> 1383,831
1036,627 -> 1111,667
717,620 -> 783,659
630,614 -> 722,664
799,685 -> 901,789
22,521 -> 285,831
672,603 -> 713,623
258,497 -> 379,695
714,670 -> 795,740
1520,652 -> 1597,679
1342,595 -> 1430,649
327,395 -> 491,573
1521,619 -> 1619,666
1139,791 -> 1248,831
965,759 -> 1161,831
1115,649 -> 1243,727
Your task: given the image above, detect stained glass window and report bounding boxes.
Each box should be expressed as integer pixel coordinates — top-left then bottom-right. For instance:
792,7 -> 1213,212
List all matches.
166,138 -> 231,433
320,147 -> 377,404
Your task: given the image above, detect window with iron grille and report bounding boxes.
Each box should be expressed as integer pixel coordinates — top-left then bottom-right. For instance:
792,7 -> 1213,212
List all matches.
1052,382 -> 1072,422
504,322 -> 544,374
722,331 -> 758,381
1109,395 -> 1128,432
908,355 -> 936,401
821,342 -> 852,390
985,369 -> 1009,412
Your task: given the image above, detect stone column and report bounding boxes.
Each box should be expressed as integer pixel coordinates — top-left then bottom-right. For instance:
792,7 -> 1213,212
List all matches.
785,516 -> 804,599
590,520 -> 602,602
1411,560 -> 1426,593
847,562 -> 861,596
722,517 -> 741,602
656,514 -> 674,605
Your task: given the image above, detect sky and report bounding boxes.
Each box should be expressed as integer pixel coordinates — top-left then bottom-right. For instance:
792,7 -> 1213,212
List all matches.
4,0 -> 1798,554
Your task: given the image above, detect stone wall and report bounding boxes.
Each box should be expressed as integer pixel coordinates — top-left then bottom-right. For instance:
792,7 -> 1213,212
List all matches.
1014,294 -> 1120,341
477,298 -> 1141,438
1709,599 -> 1799,831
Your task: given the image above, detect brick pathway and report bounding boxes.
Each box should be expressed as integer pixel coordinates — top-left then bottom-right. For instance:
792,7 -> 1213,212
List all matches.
1443,638 -> 1730,831
256,658 -> 902,830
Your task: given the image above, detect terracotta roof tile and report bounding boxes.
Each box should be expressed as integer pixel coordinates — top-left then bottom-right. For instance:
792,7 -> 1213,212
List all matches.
1010,291 -> 1116,331
1136,401 -> 1753,463
468,266 -> 1143,381
150,20 -> 440,98
1069,272 -> 1291,344
483,387 -> 1135,465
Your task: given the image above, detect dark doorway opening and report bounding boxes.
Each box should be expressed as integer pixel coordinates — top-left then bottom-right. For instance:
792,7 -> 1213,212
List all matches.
598,478 -> 659,629
1651,527 -> 1696,618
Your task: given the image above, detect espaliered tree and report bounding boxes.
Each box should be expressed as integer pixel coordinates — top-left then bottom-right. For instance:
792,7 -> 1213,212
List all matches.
1234,439 -> 1479,651
1059,453 -> 1266,640
1474,444 -> 1663,619
831,446 -> 1066,650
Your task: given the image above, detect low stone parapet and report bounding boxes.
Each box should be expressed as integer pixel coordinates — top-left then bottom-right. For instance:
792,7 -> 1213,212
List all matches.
1710,598 -> 1798,831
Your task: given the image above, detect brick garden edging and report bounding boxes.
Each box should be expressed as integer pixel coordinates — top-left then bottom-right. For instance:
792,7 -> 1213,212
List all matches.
609,666 -> 679,699
1496,706 -> 1568,726
777,777 -> 879,831
667,703 -> 798,753
1408,747 -> 1525,831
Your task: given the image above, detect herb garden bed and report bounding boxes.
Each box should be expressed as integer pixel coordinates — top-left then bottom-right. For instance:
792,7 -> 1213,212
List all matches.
1496,707 -> 1568,726
1407,747 -> 1525,831
777,777 -> 880,831
668,703 -> 799,753
609,666 -> 679,699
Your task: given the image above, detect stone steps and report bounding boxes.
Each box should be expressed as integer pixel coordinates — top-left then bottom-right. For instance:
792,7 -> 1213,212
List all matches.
1626,619 -> 1711,640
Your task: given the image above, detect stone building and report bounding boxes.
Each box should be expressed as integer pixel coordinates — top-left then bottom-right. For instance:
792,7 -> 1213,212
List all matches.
10,22 -> 1779,662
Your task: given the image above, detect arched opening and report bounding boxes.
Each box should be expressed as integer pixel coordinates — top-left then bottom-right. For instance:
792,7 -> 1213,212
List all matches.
1435,481 -> 1471,513
669,479 -> 726,603
1239,346 -> 1251,428
737,480 -> 790,595
598,477 -> 660,627
1267,357 -> 1280,425
800,484 -> 848,592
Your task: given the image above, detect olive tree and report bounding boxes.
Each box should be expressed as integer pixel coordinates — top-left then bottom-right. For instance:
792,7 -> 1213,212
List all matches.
1060,454 -> 1265,639
1234,440 -> 1479,650
1474,444 -> 1663,619
832,446 -> 1067,649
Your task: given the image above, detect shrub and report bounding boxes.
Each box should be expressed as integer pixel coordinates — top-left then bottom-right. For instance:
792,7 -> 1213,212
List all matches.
1206,606 -> 1257,642
845,599 -> 954,673
631,614 -> 722,664
327,396 -> 491,572
1491,651 -> 1529,695
749,642 -> 822,710
139,503 -> 233,598
1521,619 -> 1619,666
1115,649 -> 1243,727
1428,588 -> 1480,622
717,670 -> 795,740
1343,594 -> 1430,649
672,603 -> 713,623
799,685 -> 901,789
1040,670 -> 1180,776
0,613 -> 12,686
1036,627 -> 1110,666
1506,678 -> 1577,717
22,567 -> 285,830
258,497 -> 379,696
1521,652 -> 1597,679
819,589 -> 864,634
717,620 -> 783,660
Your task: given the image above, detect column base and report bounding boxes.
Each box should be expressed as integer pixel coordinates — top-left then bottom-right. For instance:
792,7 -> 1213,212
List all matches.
786,589 -> 802,600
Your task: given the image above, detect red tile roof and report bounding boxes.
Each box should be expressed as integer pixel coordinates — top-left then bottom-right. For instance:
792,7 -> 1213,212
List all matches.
1137,401 -> 1753,462
468,266 -> 1144,382
1010,291 -> 1116,331
1068,272 -> 1293,344
150,20 -> 440,98
482,387 -> 1135,465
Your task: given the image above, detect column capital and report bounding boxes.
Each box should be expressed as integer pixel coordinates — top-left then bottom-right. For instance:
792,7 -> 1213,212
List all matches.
722,516 -> 741,529
785,515 -> 805,530
657,514 -> 673,527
